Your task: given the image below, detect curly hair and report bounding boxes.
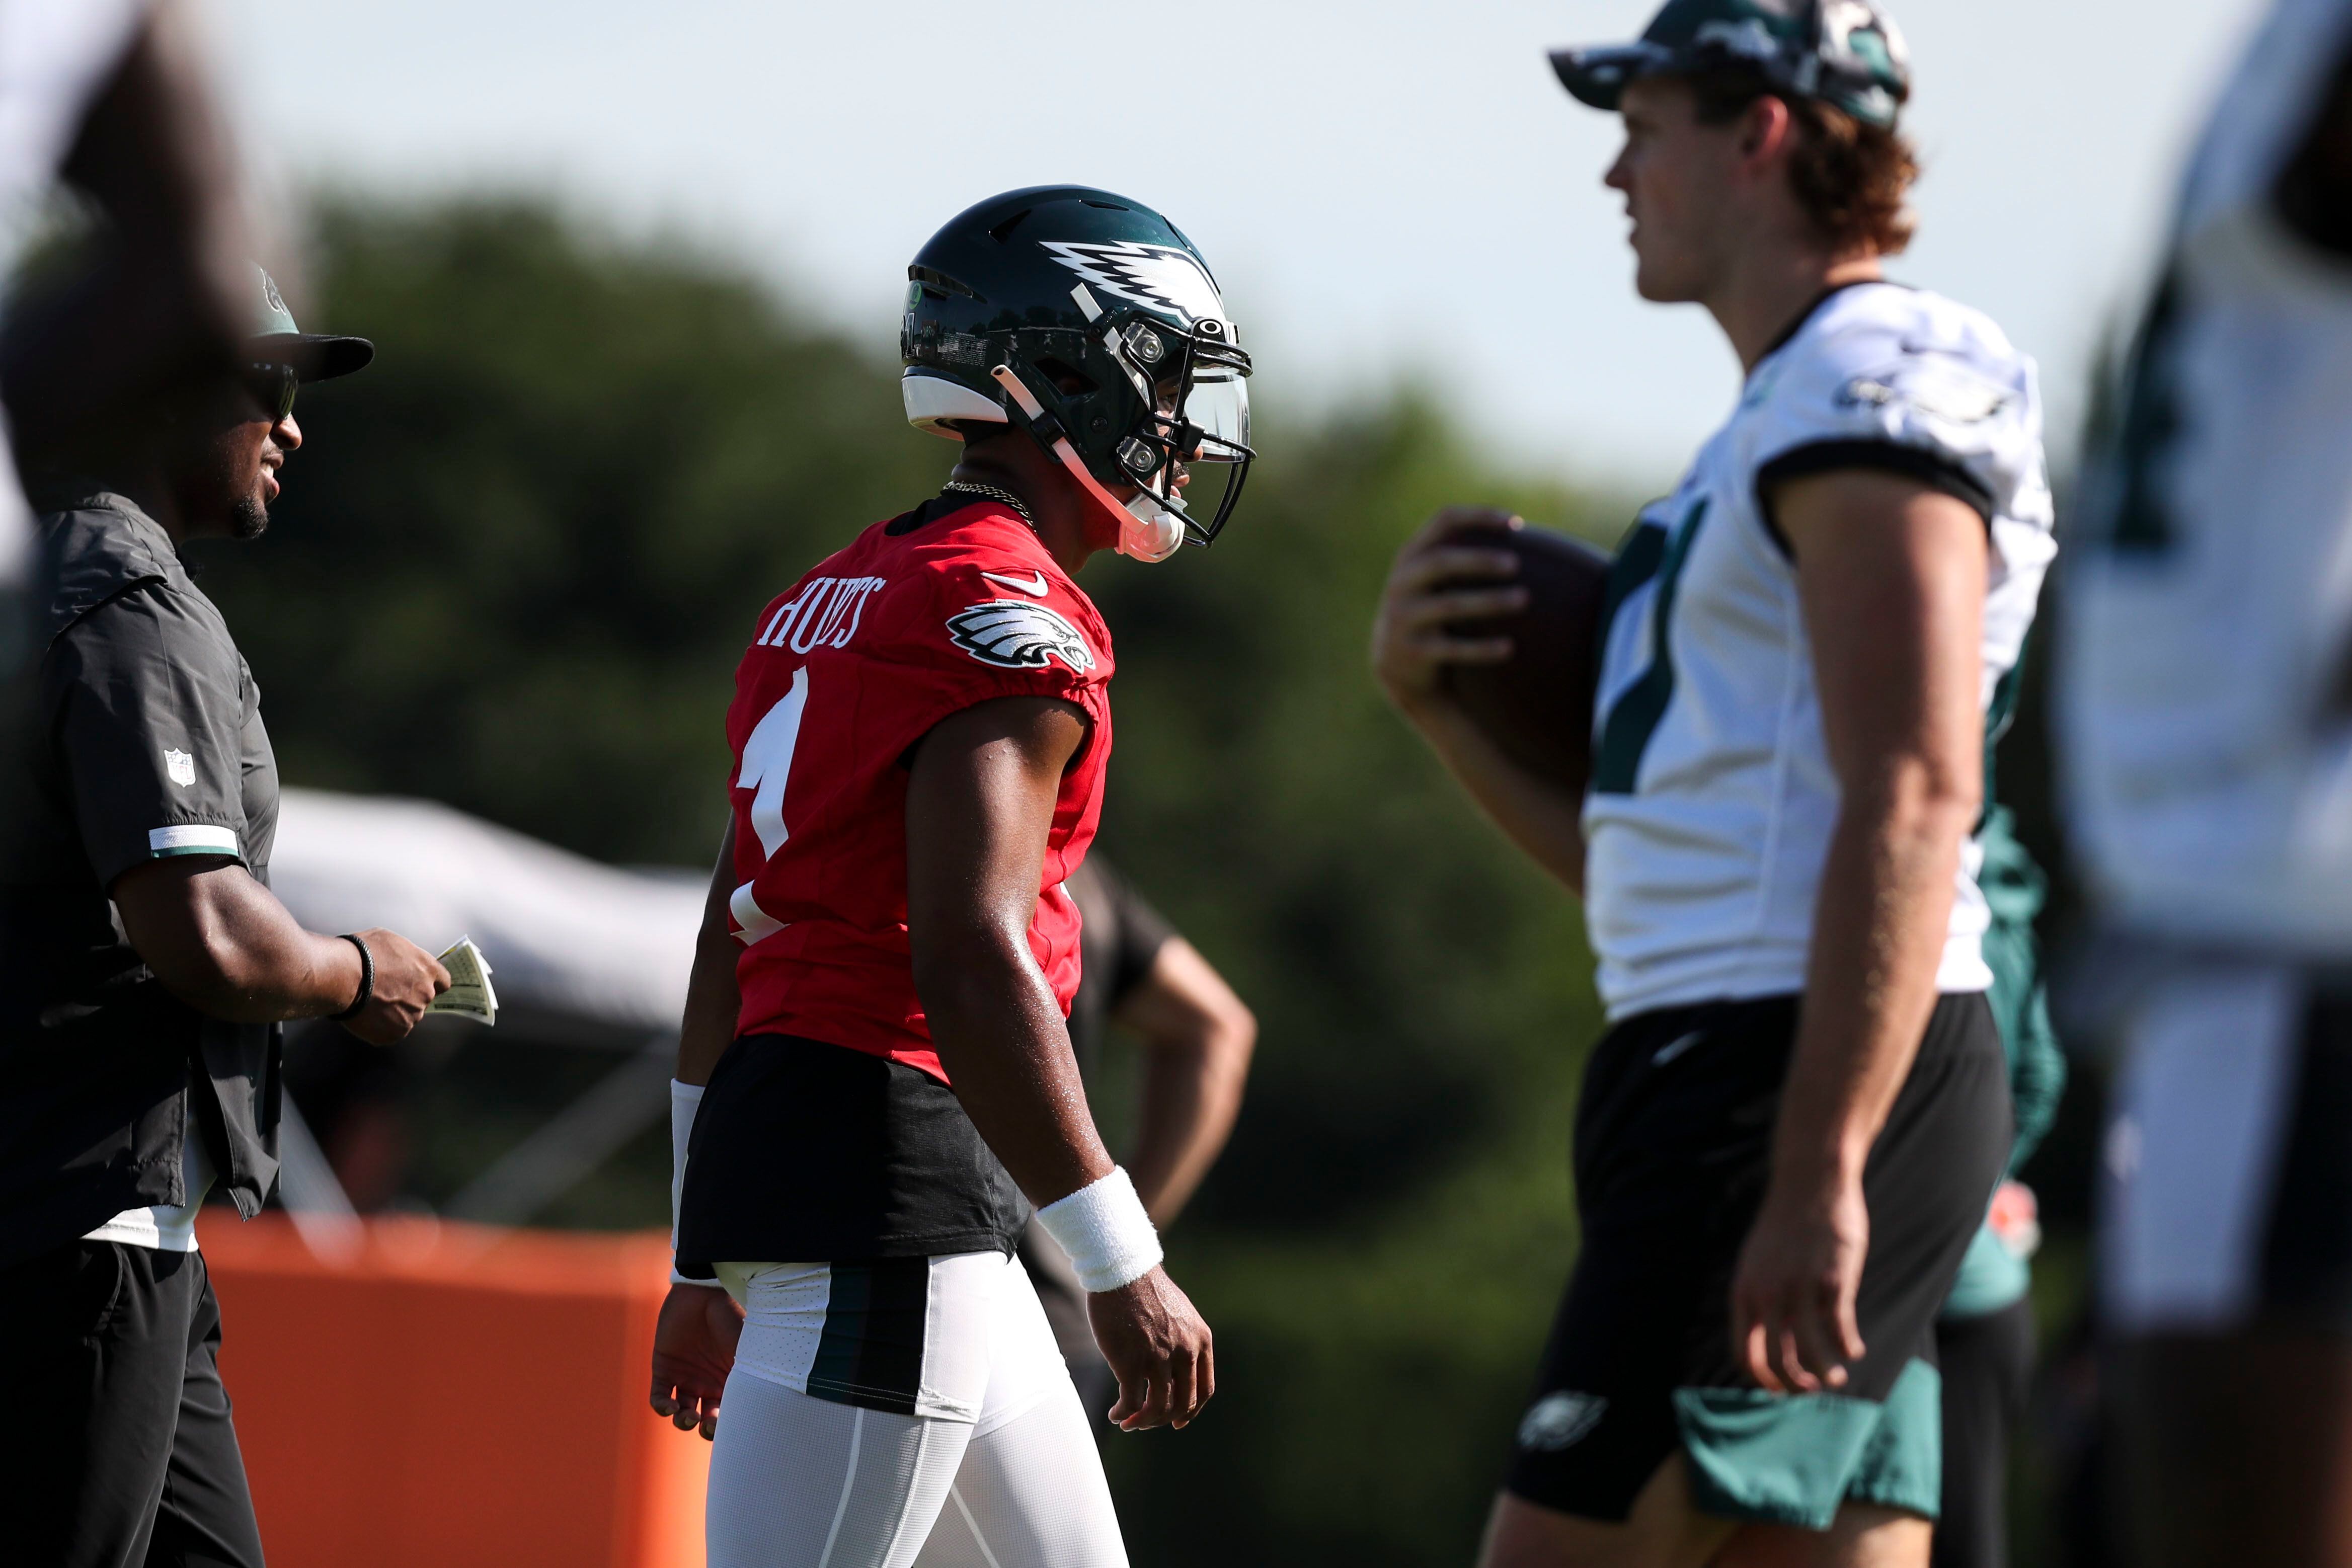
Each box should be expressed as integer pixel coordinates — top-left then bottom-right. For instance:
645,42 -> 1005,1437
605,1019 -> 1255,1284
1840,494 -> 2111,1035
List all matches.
1687,70 -> 1920,257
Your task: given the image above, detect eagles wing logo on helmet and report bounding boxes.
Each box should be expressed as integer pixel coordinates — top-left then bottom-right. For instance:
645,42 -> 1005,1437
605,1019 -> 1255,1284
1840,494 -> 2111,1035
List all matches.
945,600 -> 1096,673
1039,241 -> 1225,326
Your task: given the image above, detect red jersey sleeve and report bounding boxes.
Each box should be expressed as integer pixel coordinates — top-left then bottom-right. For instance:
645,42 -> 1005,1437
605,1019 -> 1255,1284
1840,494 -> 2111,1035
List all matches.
879,536 -> 1113,750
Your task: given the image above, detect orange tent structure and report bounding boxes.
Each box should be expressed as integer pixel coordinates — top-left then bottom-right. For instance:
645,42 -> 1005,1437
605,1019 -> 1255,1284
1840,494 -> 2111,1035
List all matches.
201,1213 -> 709,1568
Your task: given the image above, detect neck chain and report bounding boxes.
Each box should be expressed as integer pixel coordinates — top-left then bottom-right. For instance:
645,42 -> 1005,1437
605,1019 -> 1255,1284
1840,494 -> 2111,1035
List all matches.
941,480 -> 1038,533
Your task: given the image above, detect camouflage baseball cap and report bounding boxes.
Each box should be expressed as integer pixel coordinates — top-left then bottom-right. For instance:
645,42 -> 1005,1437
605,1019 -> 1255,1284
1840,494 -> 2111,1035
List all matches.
1549,0 -> 1911,129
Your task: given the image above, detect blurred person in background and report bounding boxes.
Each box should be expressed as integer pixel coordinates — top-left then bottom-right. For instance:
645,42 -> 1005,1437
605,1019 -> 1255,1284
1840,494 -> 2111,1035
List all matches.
279,1019 -> 412,1211
0,263 -> 449,1568
652,186 -> 1252,1568
2057,2 -> 2352,1563
1,0 -> 252,1007
1020,854 -> 1255,1427
1930,806 -> 2063,1568
1372,2 -> 2054,1563
0,0 -> 251,634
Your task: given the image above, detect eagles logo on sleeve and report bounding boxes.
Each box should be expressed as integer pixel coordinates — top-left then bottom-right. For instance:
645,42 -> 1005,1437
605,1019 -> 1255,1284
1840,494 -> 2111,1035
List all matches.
945,599 -> 1096,673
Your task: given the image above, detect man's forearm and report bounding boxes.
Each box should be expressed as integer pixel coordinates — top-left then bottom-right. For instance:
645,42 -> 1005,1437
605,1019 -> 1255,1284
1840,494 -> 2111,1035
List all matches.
1774,786 -> 1972,1185
918,930 -> 1114,1208
676,921 -> 741,1086
114,861 -> 364,1021
1129,1041 -> 1246,1225
1401,699 -> 1587,892
676,820 -> 743,1086
176,926 -> 362,1022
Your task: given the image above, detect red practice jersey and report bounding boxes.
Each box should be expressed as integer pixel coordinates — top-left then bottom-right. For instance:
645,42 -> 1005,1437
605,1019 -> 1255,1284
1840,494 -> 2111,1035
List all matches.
723,498 -> 1115,1082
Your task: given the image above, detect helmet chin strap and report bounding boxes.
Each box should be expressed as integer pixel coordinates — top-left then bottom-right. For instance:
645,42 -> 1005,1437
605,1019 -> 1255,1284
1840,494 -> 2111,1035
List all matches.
989,365 -> 1185,563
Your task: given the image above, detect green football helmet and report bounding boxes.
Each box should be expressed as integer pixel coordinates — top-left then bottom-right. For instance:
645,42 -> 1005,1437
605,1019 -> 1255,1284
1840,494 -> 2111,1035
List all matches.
900,186 -> 1254,562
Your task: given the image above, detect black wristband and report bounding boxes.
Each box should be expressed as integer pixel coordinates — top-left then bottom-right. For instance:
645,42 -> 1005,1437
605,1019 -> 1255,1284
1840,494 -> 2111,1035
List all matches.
329,933 -> 373,1021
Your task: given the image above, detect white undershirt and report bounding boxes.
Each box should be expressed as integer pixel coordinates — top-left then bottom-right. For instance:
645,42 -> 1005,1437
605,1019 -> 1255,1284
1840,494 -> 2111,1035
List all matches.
83,1112 -> 214,1252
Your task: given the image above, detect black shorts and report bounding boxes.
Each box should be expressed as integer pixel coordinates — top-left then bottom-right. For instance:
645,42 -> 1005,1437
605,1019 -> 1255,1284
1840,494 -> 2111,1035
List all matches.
1506,992 -> 2010,1530
677,1034 -> 1028,1273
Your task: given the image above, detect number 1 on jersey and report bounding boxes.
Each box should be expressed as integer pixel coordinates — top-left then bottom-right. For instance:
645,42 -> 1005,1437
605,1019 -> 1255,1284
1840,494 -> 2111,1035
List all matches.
1591,499 -> 1707,795
732,666 -> 809,945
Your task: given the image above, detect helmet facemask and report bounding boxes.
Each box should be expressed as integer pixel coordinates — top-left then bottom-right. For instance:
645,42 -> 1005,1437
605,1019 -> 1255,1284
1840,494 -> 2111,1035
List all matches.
992,291 -> 1253,562
1103,309 -> 1254,556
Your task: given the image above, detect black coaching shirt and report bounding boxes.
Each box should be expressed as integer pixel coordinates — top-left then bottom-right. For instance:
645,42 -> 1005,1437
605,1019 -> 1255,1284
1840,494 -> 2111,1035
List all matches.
0,492 -> 282,1268
1064,856 -> 1174,1084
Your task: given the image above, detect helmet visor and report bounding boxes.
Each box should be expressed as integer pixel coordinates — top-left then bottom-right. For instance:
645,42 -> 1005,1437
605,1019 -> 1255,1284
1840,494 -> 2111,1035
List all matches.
1180,371 -> 1250,461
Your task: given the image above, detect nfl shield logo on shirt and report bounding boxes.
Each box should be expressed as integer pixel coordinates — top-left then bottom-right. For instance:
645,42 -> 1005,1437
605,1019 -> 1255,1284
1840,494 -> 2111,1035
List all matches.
164,748 -> 195,788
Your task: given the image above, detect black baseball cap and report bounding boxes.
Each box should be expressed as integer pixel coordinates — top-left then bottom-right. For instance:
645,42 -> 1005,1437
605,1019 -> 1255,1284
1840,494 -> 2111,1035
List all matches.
1550,0 -> 1912,129
246,264 -> 373,382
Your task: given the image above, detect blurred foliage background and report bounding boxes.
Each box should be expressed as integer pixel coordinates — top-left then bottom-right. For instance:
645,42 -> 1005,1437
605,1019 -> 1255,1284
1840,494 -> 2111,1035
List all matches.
194,198 -> 2096,1566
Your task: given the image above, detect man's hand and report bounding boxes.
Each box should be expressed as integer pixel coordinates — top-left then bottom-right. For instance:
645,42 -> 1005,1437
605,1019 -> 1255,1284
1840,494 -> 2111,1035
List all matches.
1367,507 -> 1587,891
1730,1167 -> 1870,1394
338,929 -> 449,1045
649,1282 -> 743,1441
1088,1265 -> 1215,1432
1370,507 -> 1527,715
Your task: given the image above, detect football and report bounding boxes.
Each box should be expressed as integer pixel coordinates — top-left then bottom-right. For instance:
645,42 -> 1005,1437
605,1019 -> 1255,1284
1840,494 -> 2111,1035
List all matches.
1436,522 -> 1611,791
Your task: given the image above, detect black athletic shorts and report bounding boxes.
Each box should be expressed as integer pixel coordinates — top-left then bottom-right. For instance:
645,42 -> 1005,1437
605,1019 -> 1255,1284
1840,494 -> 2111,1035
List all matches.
1505,991 -> 2011,1530
677,1033 -> 1028,1274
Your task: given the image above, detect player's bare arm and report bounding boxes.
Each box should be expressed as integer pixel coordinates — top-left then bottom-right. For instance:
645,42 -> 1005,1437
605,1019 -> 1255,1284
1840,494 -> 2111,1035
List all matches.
906,693 -> 1215,1432
111,855 -> 447,1045
1116,937 -> 1257,1225
649,821 -> 749,1440
675,820 -> 747,1089
1373,506 -> 1587,891
1730,470 -> 1987,1395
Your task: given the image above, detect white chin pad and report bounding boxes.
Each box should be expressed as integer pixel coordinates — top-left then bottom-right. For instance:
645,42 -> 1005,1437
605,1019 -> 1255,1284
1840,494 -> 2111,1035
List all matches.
1118,496 -> 1185,562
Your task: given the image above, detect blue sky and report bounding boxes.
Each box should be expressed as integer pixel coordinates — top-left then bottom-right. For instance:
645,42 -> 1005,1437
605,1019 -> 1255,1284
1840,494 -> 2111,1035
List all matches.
216,0 -> 2268,491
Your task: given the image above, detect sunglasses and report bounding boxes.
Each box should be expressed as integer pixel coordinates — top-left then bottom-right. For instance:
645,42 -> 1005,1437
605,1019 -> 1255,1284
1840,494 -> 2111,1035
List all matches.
240,361 -> 298,423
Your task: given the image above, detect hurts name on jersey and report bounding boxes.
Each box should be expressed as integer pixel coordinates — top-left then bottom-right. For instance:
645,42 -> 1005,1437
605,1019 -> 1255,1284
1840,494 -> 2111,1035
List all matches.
754,574 -> 889,654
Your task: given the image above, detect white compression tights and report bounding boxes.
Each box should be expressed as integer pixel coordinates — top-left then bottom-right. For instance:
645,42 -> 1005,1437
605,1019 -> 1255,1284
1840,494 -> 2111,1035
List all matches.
705,1371 -> 1129,1568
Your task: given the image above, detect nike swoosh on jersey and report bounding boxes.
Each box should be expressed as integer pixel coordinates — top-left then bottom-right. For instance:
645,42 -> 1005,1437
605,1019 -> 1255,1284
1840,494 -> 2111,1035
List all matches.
979,569 -> 1049,597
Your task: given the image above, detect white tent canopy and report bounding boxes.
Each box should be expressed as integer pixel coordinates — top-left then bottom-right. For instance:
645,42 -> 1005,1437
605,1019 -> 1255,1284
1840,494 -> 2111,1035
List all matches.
269,788 -> 704,1042
265,789 -> 707,1226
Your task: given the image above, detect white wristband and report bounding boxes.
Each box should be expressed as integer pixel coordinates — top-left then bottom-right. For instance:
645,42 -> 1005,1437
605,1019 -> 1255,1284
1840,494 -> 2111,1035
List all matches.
669,1079 -> 712,1286
1035,1166 -> 1162,1293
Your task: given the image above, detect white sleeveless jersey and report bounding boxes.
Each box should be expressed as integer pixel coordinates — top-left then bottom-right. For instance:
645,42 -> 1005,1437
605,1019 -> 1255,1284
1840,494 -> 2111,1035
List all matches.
1583,283 -> 2055,1021
2058,0 -> 2352,955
